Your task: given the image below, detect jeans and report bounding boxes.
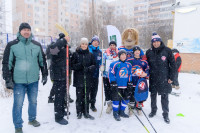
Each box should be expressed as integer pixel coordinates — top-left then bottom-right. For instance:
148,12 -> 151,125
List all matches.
13,81 -> 38,129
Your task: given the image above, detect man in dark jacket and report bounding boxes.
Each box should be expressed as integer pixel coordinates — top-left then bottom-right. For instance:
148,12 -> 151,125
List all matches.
171,48 -> 182,89
2,23 -> 48,133
49,33 -> 70,125
146,32 -> 175,124
88,35 -> 102,112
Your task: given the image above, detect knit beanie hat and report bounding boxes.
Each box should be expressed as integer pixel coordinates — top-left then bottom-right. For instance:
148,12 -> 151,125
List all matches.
109,41 -> 117,46
91,35 -> 100,44
151,32 -> 162,43
133,46 -> 141,52
19,22 -> 31,32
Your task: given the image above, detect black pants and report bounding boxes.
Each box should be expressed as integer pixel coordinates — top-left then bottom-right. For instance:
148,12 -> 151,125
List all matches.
130,87 -> 136,102
76,87 -> 90,114
172,72 -> 179,86
103,77 -> 111,101
49,83 -> 55,98
150,92 -> 169,117
54,81 -> 66,121
112,88 -> 129,101
90,77 -> 99,105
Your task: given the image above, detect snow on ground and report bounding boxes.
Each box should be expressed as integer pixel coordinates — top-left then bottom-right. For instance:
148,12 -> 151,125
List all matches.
0,73 -> 200,133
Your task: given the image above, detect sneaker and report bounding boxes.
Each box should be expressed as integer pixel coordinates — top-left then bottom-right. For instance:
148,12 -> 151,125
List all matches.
164,116 -> 170,124
120,110 -> 129,118
28,120 -> 40,127
149,112 -> 156,118
77,112 -> 82,119
84,113 -> 95,120
55,118 -> 68,125
106,101 -> 112,114
90,104 -> 97,112
48,97 -> 54,103
15,128 -> 23,133
113,111 -> 121,121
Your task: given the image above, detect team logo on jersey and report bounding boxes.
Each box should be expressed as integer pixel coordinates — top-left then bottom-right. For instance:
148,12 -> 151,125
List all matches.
138,81 -> 146,90
142,62 -> 145,66
161,56 -> 166,61
119,67 -> 128,78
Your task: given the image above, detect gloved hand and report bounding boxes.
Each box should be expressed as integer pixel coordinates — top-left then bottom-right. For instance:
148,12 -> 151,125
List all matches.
100,65 -> 104,72
110,81 -> 118,91
42,76 -> 47,85
6,79 -> 14,89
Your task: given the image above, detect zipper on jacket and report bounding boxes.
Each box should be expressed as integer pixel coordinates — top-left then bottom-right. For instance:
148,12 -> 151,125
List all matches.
24,45 -> 28,83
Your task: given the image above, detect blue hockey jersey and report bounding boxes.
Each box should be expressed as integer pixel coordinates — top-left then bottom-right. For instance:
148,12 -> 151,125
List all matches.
109,60 -> 132,88
127,57 -> 149,86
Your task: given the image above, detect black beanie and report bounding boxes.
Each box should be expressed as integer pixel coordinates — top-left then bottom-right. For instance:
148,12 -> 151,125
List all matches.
133,46 -> 141,52
118,49 -> 127,58
109,41 -> 117,46
19,23 -> 31,32
59,33 -> 65,39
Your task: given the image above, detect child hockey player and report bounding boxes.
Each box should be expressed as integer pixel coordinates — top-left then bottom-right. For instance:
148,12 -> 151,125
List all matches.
127,46 -> 149,116
109,49 -> 133,121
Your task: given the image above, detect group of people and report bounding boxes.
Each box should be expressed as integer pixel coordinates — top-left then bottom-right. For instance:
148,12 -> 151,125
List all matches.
2,22 -> 182,133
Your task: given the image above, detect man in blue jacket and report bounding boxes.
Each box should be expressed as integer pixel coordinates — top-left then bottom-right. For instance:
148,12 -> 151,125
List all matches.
88,35 -> 102,112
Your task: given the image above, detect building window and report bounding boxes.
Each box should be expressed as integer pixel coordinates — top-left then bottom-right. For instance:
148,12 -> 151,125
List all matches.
28,13 -> 31,17
35,21 -> 39,24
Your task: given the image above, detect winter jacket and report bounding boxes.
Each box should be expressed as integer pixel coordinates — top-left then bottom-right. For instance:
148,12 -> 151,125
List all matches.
2,32 -> 48,84
146,42 -> 175,95
172,49 -> 182,72
49,38 -> 72,81
71,47 -> 96,88
103,48 -> 118,77
109,60 -> 132,88
88,45 -> 102,78
118,46 -> 144,58
127,57 -> 149,86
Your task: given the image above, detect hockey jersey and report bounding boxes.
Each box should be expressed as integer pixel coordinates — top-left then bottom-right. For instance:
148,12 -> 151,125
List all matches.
109,60 -> 132,88
127,57 -> 149,86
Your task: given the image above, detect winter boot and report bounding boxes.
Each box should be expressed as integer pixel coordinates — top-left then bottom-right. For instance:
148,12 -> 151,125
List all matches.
128,102 -> 135,116
172,85 -> 175,88
28,120 -> 40,127
136,103 -> 143,116
113,111 -> 121,121
149,112 -> 156,118
77,112 -> 82,119
55,118 -> 68,125
84,113 -> 95,120
106,101 -> 112,114
175,86 -> 180,90
15,128 -> 23,133
163,116 -> 170,124
48,97 -> 54,103
120,110 -> 129,118
90,104 -> 97,112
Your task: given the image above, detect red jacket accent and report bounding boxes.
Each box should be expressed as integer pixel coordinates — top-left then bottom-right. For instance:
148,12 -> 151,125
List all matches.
174,53 -> 182,72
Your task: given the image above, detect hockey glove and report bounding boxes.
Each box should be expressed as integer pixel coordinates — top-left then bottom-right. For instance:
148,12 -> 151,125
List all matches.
6,79 -> 14,89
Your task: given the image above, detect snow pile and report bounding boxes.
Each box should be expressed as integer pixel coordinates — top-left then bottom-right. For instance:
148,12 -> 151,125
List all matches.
0,73 -> 200,133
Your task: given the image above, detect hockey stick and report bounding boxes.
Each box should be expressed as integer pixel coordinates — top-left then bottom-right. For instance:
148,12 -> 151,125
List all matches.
118,92 -> 150,133
55,23 -> 69,36
99,40 -> 104,118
